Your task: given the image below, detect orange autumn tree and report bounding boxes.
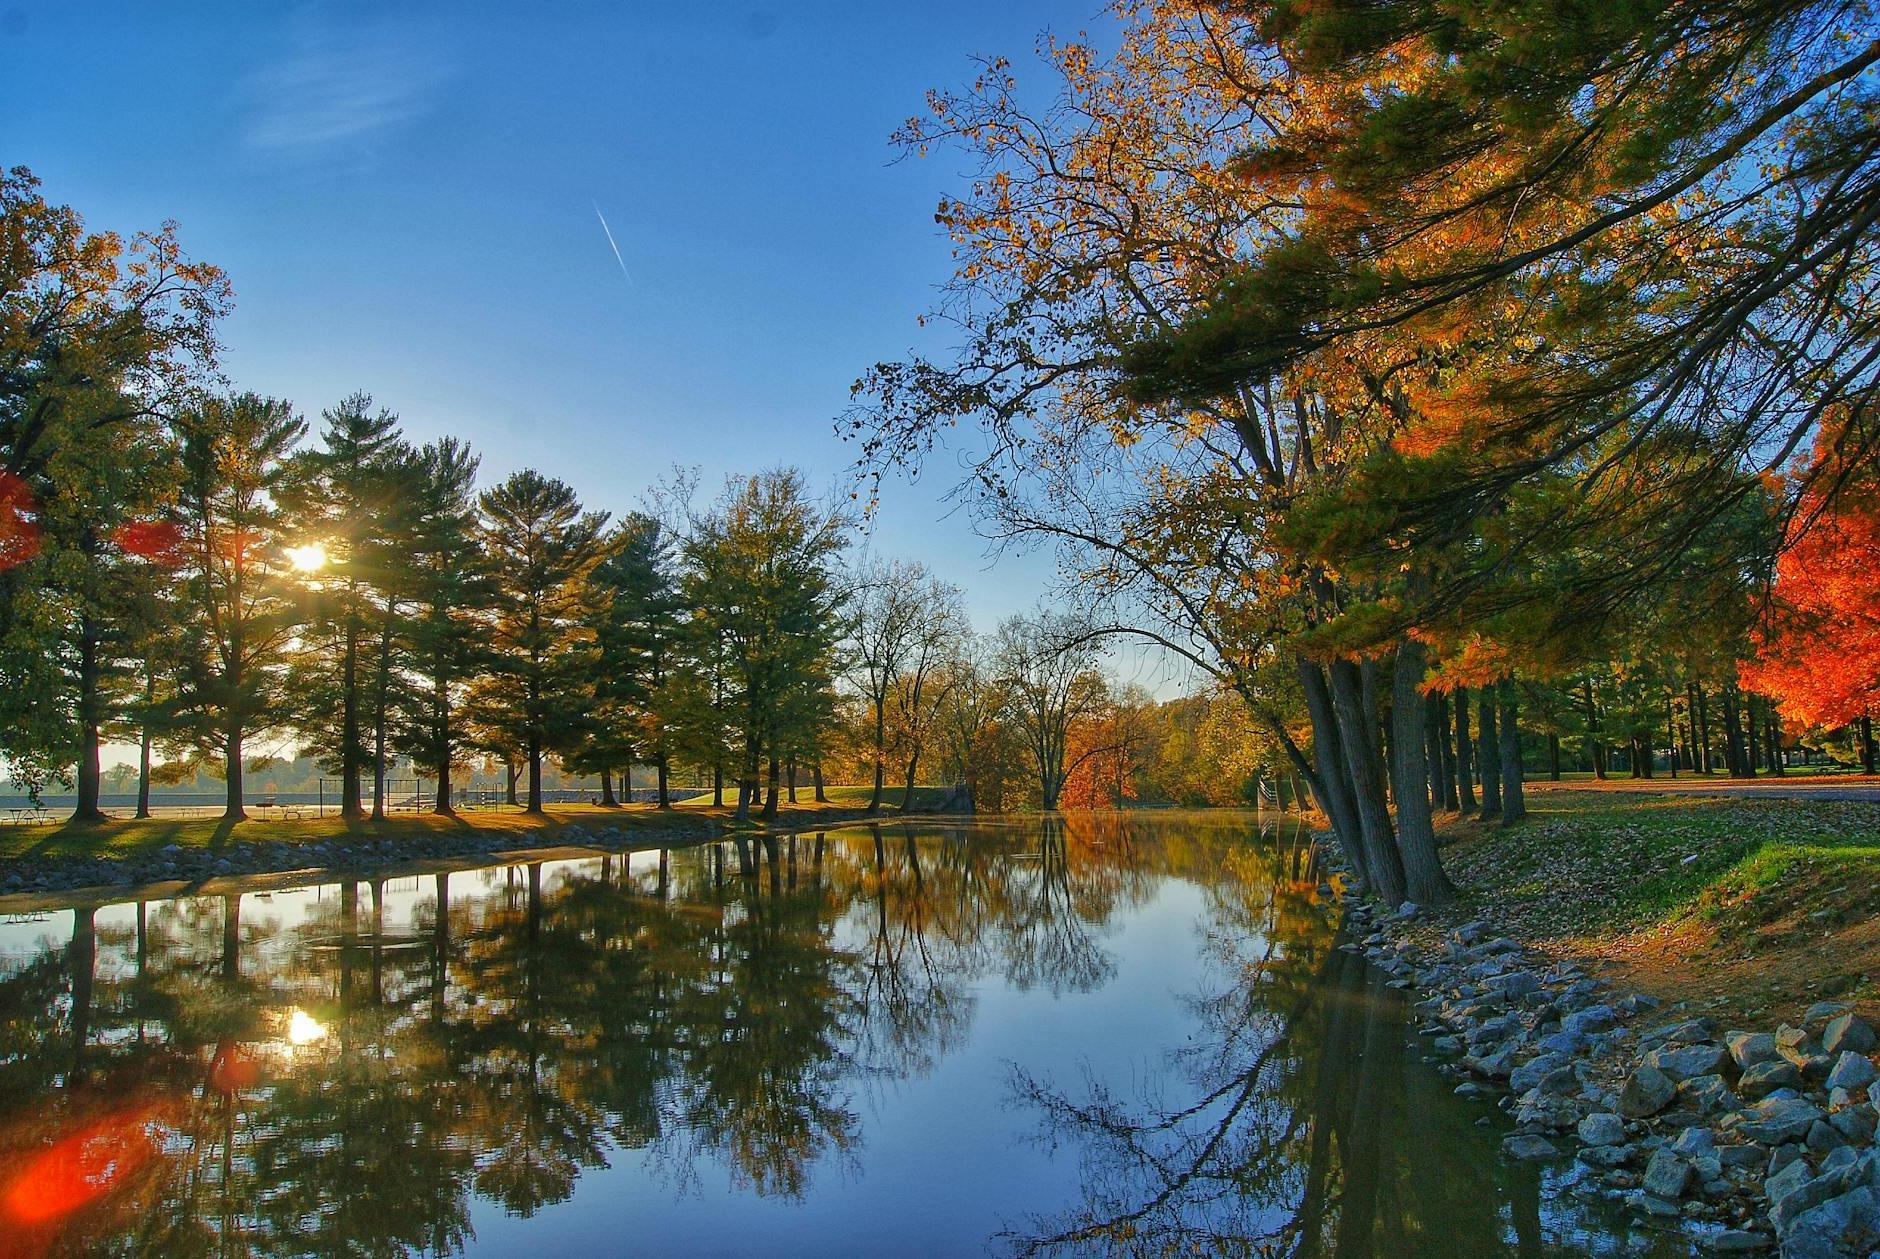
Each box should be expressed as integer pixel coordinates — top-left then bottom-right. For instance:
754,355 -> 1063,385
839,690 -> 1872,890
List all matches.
1743,427 -> 1880,773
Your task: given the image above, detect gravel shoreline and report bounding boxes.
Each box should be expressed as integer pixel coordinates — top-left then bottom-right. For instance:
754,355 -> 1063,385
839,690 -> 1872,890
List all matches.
1343,889 -> 1880,1257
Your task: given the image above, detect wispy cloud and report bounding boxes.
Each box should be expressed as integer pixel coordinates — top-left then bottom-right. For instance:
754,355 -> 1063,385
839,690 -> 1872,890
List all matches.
245,20 -> 447,158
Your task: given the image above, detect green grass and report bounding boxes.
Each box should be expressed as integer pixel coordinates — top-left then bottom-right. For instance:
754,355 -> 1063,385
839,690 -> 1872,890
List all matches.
1443,791 -> 1880,938
0,787 -> 957,863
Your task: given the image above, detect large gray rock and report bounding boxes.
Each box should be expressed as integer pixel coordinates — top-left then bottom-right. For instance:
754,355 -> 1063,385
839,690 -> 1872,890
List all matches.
1726,1030 -> 1780,1070
1701,1228 -> 1771,1252
1564,1005 -> 1618,1036
1618,1065 -> 1678,1119
1641,1147 -> 1691,1200
1646,1041 -> 1733,1082
1510,1053 -> 1568,1093
1738,1059 -> 1803,1098
1578,1112 -> 1626,1146
1822,1012 -> 1875,1057
1680,1074 -> 1741,1114
1502,1133 -> 1559,1161
1733,1096 -> 1824,1145
1825,1050 -> 1877,1092
1779,1186 -> 1880,1259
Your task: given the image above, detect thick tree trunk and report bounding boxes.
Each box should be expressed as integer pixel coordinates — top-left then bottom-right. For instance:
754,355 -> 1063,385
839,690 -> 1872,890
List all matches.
1548,732 -> 1562,781
224,718 -> 246,821
763,755 -> 780,819
1498,680 -> 1526,825
526,735 -> 543,813
504,758 -> 519,806
1390,642 -> 1455,904
735,731 -> 760,822
341,621 -> 363,819
432,673 -> 455,815
657,755 -> 672,808
1861,714 -> 1876,776
1454,686 -> 1476,812
600,768 -> 617,807
812,761 -> 828,803
136,723 -> 153,819
712,763 -> 723,808
1328,659 -> 1407,906
788,755 -> 798,804
1296,659 -> 1369,886
72,619 -> 106,823
1476,692 -> 1502,820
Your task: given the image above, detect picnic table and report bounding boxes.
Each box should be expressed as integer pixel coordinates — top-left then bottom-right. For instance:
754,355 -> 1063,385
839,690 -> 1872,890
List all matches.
6,805 -> 52,825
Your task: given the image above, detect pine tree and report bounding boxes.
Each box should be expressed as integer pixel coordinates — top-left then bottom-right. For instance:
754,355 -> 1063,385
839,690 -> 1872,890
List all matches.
471,470 -> 608,813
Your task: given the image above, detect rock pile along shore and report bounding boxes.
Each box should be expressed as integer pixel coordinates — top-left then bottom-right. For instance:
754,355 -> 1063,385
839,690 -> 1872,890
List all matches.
1344,893 -> 1880,1257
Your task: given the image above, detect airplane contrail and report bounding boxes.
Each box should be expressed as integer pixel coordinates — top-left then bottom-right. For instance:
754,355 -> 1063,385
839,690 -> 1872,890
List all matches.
593,203 -> 634,287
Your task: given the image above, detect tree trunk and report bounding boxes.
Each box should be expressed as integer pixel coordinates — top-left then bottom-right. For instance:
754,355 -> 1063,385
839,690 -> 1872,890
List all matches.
72,617 -> 106,823
1766,714 -> 1784,775
504,758 -> 519,806
1437,692 -> 1459,810
812,761 -> 828,803
1454,686 -> 1476,812
526,735 -> 543,813
432,672 -> 455,816
224,716 -> 246,821
712,762 -> 723,808
600,768 -> 617,807
1745,693 -> 1761,778
763,754 -> 780,819
1476,692 -> 1502,820
868,700 -> 887,814
1582,679 -> 1606,779
1498,680 -> 1526,825
1297,659 -> 1369,886
341,620 -> 362,819
1390,642 -> 1455,904
1548,732 -> 1562,781
657,754 -> 672,808
902,751 -> 919,812
735,731 -> 760,823
1694,685 -> 1713,773
1328,659 -> 1408,906
788,754 -> 798,804
1861,714 -> 1876,776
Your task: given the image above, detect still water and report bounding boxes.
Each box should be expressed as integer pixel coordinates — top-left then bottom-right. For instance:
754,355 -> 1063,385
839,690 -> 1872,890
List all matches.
0,813 -> 1681,1257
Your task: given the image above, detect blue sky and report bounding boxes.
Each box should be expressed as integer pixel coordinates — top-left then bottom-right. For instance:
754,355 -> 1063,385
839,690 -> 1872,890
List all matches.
3,1 -> 1195,698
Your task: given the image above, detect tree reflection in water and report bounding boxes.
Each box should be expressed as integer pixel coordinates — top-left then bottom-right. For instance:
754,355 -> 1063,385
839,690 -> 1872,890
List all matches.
0,815 -> 1672,1258
1000,827 -> 1677,1259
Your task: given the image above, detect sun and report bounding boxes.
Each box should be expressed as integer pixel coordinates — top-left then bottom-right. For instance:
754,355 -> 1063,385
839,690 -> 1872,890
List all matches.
287,1009 -> 327,1046
285,542 -> 328,573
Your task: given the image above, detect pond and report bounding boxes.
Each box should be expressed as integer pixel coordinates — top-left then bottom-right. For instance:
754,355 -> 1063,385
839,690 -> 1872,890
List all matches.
0,812 -> 1685,1257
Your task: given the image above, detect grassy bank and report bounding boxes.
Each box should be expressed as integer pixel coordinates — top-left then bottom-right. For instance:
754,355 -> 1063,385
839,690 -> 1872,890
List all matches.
1434,790 -> 1880,1024
0,785 -> 956,863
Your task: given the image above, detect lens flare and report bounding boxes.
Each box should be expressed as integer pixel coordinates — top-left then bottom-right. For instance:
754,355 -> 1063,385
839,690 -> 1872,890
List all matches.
285,542 -> 328,573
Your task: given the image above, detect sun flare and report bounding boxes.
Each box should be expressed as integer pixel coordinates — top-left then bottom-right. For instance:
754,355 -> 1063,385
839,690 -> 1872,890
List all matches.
285,542 -> 328,573
287,1009 -> 327,1046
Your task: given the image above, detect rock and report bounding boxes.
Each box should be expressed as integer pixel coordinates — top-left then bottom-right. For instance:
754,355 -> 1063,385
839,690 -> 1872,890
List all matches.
1779,1186 -> 1880,1259
1823,1012 -> 1876,1057
1618,1065 -> 1678,1118
1804,1119 -> 1847,1154
1800,1001 -> 1852,1033
1502,1133 -> 1560,1161
1727,1031 -> 1781,1070
1462,1048 -> 1516,1080
1510,1053 -> 1568,1092
1579,1113 -> 1627,1146
1484,970 -> 1541,1000
1766,1157 -> 1816,1212
1642,1148 -> 1691,1200
1673,1126 -> 1717,1157
1538,1030 -> 1585,1056
1647,1041 -> 1733,1082
1633,1193 -> 1681,1218
1732,1097 -> 1823,1145
1564,1005 -> 1619,1037
1718,1144 -> 1764,1169
1578,1143 -> 1635,1169
1829,1104 -> 1877,1145
1681,1074 -> 1742,1114
1824,1050 -> 1878,1091
1739,1059 -> 1803,1097
1701,1228 -> 1771,1252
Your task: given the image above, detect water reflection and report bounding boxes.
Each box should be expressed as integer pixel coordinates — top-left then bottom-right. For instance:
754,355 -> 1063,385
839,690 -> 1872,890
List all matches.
0,815 -> 1675,1257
